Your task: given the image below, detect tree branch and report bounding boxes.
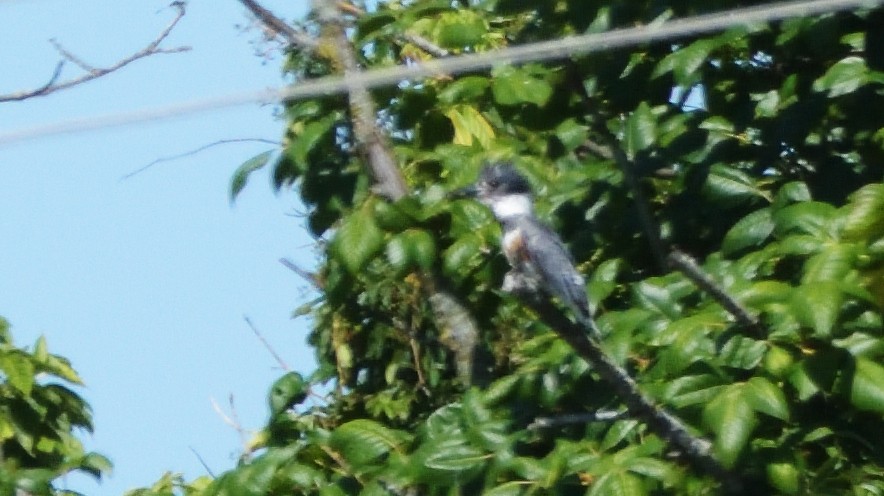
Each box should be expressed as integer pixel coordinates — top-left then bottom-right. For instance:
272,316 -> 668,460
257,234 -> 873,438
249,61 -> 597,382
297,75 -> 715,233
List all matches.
238,0 -> 318,49
244,316 -> 290,372
516,295 -> 745,493
121,138 -> 280,180
528,410 -> 624,430
666,250 -> 764,335
0,4 -> 190,103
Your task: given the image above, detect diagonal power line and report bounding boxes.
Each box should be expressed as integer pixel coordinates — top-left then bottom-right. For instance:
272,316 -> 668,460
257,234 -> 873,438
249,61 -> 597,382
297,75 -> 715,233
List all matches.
0,0 -> 880,147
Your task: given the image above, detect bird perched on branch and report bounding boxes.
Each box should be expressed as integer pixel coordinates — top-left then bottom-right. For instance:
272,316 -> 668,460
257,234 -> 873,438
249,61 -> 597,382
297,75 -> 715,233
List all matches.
455,164 -> 595,333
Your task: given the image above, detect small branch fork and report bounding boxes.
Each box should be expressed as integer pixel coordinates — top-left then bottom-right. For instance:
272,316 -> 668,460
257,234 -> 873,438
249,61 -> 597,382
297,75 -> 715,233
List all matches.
0,4 -> 190,103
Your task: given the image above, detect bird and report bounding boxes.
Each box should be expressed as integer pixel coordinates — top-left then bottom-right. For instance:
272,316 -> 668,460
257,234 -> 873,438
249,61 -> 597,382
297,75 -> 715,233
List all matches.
455,163 -> 595,332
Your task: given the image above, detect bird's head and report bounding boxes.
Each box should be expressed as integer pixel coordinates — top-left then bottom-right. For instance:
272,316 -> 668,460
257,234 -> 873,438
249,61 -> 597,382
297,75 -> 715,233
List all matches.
453,164 -> 534,220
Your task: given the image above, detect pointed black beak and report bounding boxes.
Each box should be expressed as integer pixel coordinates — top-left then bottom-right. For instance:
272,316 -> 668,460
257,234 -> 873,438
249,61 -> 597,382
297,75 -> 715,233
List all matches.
450,184 -> 479,199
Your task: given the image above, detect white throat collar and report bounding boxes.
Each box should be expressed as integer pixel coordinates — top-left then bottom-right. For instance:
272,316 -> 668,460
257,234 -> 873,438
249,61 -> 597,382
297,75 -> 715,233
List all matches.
488,194 -> 533,220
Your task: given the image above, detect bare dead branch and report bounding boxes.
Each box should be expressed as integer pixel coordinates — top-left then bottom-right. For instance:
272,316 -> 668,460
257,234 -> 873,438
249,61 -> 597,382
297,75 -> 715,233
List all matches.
23,61 -> 66,99
244,315 -> 290,372
667,249 -> 765,335
189,446 -> 217,478
279,257 -> 323,290
210,395 -> 252,460
401,33 -> 450,58
120,138 -> 280,180
336,1 -> 365,16
49,38 -> 96,73
0,4 -> 190,103
238,0 -> 318,49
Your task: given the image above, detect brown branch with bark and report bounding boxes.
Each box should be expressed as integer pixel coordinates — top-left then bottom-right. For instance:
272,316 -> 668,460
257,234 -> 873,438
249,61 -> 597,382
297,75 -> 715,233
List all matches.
0,4 -> 190,103
515,294 -> 746,493
238,0 -> 318,49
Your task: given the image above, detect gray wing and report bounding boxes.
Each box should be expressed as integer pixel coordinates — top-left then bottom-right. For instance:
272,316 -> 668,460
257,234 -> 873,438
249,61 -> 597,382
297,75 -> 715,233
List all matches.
519,218 -> 591,322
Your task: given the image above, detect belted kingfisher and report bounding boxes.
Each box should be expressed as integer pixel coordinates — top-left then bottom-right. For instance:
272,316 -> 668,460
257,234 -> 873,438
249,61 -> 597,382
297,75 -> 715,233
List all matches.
456,164 -> 595,331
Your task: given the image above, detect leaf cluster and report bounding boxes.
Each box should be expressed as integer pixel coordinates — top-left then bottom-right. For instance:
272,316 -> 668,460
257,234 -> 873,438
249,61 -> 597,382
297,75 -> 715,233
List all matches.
156,0 -> 884,494
0,318 -> 111,495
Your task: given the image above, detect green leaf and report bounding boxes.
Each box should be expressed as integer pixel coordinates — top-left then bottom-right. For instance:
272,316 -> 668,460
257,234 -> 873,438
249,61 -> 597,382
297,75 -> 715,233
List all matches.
386,229 -> 437,271
588,259 -> 621,312
744,377 -> 789,420
589,471 -> 647,496
554,119 -> 589,152
229,150 -> 274,202
812,56 -> 868,97
754,90 -> 780,118
78,452 -> 114,479
289,114 -> 340,167
801,244 -> 857,283
439,76 -> 490,104
633,280 -> 682,319
704,386 -> 757,468
849,358 -> 884,414
767,461 -> 801,495
436,11 -> 487,48
0,351 -> 35,395
331,205 -> 385,274
624,102 -> 656,157
703,164 -> 763,206
718,336 -> 767,370
482,481 -> 530,496
735,280 -> 792,308
843,183 -> 884,241
491,66 -> 552,106
601,420 -> 640,450
268,372 -> 307,416
722,208 -> 775,255
699,116 -> 734,134
790,281 -> 843,338
330,419 -> 410,467
444,104 -> 495,147
773,202 -> 836,237
422,438 -> 487,471
652,39 -> 712,86
443,234 -> 484,280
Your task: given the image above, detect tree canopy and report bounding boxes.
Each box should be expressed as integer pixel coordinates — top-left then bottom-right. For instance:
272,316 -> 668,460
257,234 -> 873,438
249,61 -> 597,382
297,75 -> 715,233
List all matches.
6,0 -> 884,494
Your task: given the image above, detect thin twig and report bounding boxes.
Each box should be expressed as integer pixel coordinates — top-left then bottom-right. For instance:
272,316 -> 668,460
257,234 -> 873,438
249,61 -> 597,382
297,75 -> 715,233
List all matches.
49,38 -> 96,73
667,250 -> 765,335
0,4 -> 190,102
189,446 -> 217,478
238,0 -> 318,49
401,33 -> 450,57
528,410 -> 625,430
210,395 -> 252,460
279,257 -> 323,290
120,138 -> 280,180
244,316 -> 290,371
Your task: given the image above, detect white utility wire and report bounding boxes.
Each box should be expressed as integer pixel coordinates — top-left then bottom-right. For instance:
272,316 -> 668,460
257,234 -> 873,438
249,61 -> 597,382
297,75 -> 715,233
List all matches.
0,0 -> 880,146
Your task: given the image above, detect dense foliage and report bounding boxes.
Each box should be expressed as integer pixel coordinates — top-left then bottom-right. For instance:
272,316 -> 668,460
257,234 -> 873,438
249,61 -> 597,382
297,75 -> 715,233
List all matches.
134,0 -> 884,494
0,318 -> 111,495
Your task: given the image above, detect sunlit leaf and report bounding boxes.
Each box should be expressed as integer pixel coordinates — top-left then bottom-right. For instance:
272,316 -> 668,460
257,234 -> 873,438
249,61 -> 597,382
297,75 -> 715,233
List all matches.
491,66 -> 553,106
331,205 -> 385,274
812,56 -> 868,97
229,150 -> 274,202
849,358 -> 884,414
722,208 -> 774,256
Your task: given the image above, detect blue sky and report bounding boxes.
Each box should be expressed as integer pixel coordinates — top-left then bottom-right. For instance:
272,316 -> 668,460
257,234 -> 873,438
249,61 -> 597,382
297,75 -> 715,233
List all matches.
0,1 -> 315,494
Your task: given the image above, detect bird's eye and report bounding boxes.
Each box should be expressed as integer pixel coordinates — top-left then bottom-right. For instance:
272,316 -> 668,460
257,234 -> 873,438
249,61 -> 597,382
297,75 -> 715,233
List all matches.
487,179 -> 499,188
